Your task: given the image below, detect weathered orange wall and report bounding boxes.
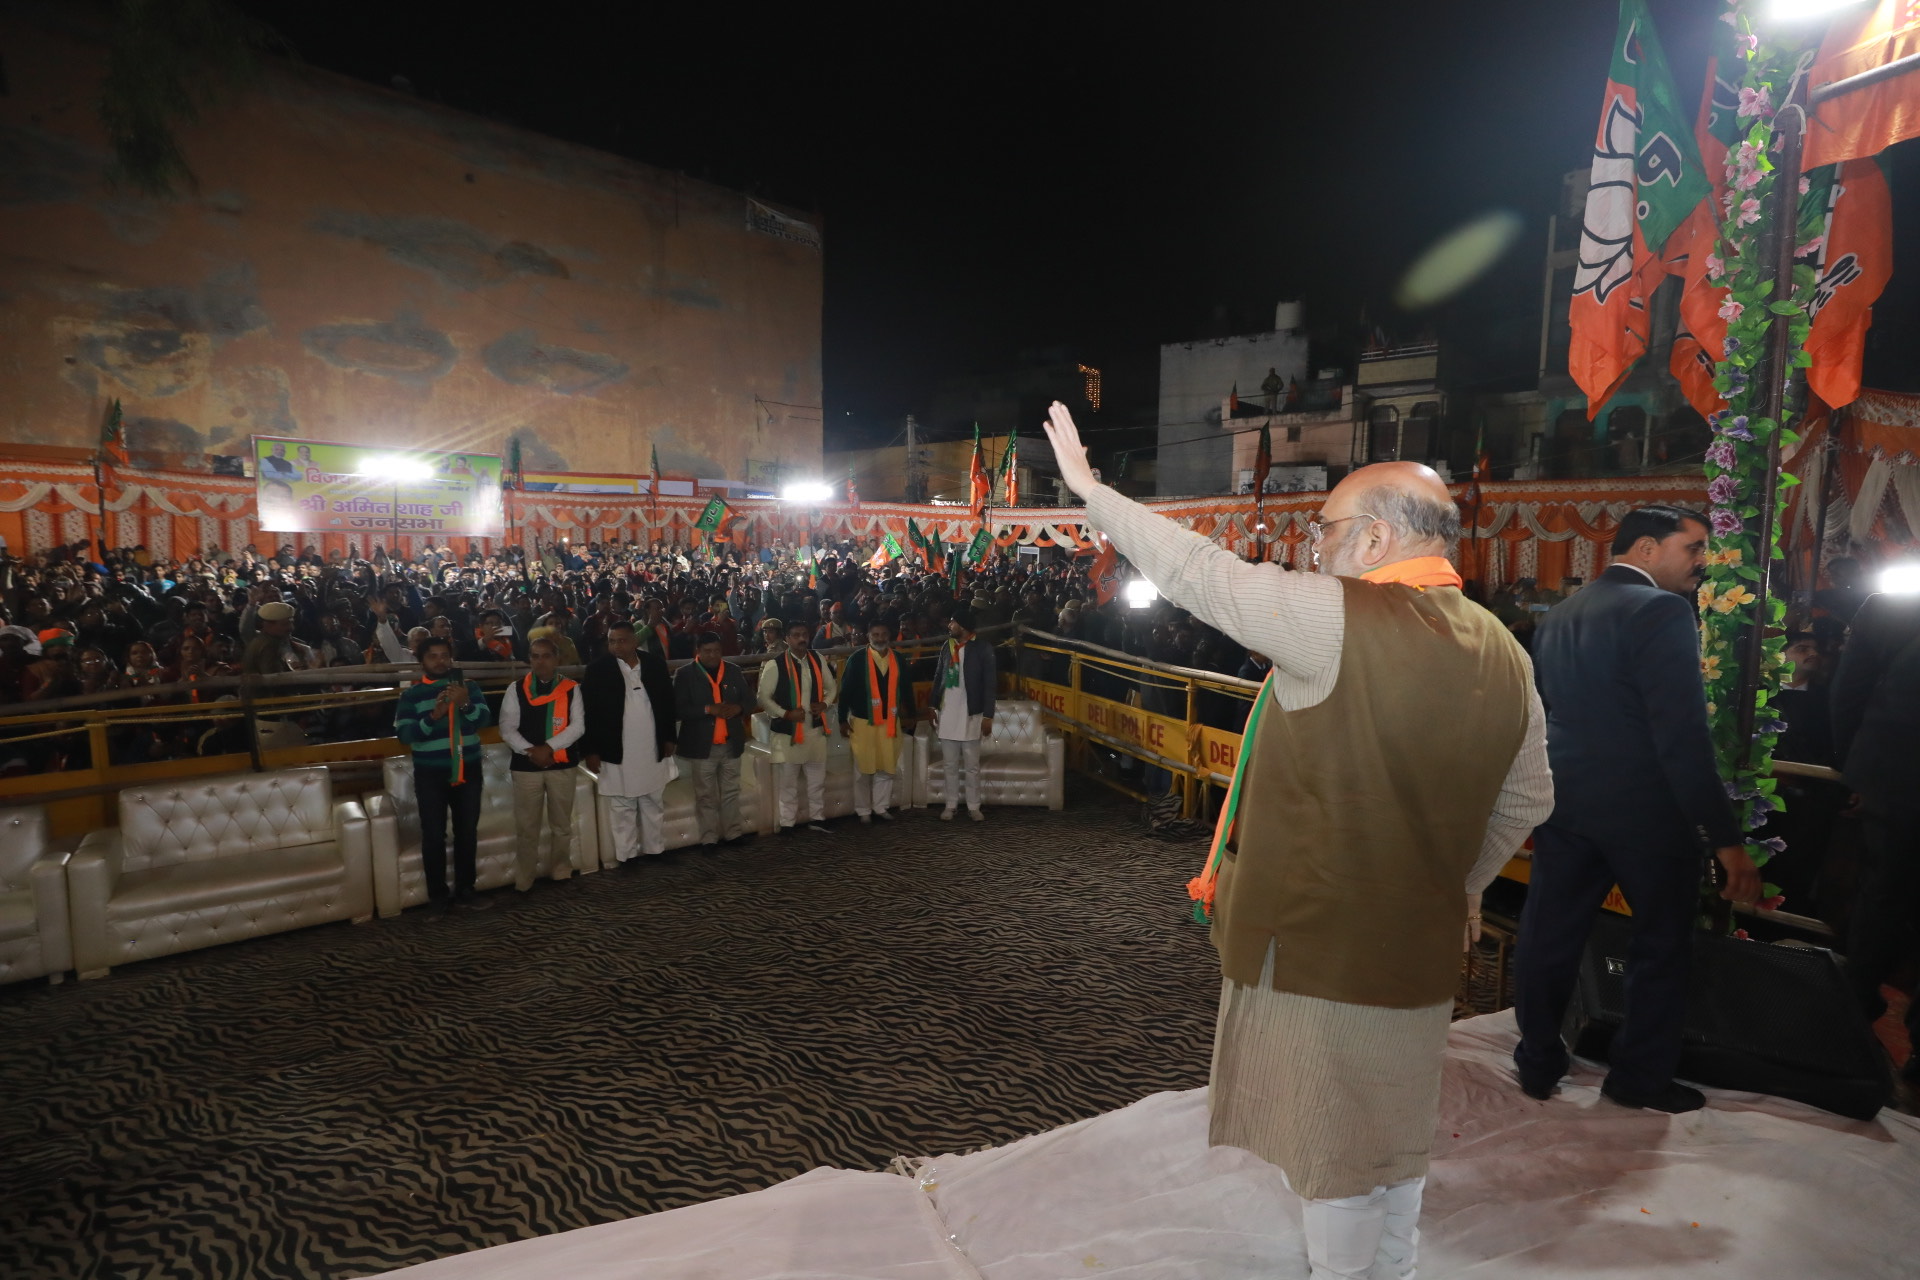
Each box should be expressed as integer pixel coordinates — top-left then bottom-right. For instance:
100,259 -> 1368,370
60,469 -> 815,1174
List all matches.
0,11 -> 822,483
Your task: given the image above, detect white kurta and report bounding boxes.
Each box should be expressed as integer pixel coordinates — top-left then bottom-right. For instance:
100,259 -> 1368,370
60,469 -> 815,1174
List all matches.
935,680 -> 982,741
596,658 -> 672,798
756,651 -> 837,765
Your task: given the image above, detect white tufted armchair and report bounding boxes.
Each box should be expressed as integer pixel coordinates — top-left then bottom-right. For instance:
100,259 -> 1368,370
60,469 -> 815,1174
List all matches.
912,699 -> 1065,811
366,743 -> 599,916
0,805 -> 71,985
67,767 -> 373,979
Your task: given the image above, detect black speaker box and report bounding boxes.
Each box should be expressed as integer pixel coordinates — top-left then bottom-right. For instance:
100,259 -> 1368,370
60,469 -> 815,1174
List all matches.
1573,911 -> 1892,1120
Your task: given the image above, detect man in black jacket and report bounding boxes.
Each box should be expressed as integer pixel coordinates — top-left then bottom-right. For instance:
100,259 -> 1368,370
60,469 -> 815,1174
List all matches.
673,632 -> 752,847
1828,585 -> 1920,1069
580,620 -> 677,865
1513,505 -> 1760,1112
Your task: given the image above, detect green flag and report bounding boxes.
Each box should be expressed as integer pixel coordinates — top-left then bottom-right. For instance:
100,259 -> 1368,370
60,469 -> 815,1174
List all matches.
695,496 -> 728,532
966,528 -> 991,564
948,548 -> 962,591
882,532 -> 905,560
906,517 -> 929,562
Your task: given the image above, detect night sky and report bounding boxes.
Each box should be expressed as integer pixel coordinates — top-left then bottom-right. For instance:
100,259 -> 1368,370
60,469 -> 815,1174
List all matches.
246,1 -> 1916,447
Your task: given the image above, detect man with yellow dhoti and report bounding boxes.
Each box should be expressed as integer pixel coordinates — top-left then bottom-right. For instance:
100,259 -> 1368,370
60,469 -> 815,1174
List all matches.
1043,402 -> 1553,1280
838,620 -> 916,823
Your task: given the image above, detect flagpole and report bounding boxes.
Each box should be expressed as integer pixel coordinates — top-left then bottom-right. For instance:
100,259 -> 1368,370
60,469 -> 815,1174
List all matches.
1732,87 -> 1807,771
92,453 -> 110,565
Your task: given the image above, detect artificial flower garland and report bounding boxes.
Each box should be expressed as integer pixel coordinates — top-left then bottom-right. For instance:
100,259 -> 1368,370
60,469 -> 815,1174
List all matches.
1696,2 -> 1824,912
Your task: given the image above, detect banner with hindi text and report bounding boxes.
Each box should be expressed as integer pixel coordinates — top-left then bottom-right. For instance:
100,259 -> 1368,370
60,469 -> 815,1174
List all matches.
253,437 -> 503,537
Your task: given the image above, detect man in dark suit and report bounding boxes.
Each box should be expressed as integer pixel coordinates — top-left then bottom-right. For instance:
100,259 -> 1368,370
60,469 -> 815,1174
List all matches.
1513,505 -> 1760,1112
1828,585 -> 1920,1074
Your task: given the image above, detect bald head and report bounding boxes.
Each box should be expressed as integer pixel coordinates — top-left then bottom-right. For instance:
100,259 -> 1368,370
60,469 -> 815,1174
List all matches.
1314,462 -> 1461,577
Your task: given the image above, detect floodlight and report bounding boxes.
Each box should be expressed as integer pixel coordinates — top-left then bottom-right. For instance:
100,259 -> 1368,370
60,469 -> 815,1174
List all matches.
780,481 -> 835,503
1125,579 -> 1159,610
1766,0 -> 1869,22
1876,563 -> 1920,594
368,455 -> 434,481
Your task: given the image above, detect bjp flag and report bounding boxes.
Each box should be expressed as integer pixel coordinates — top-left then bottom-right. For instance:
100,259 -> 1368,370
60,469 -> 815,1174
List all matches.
1567,0 -> 1709,416
1804,0 -> 1920,171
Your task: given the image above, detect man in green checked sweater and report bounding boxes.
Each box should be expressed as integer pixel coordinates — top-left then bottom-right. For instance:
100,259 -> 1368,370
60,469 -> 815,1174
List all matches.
395,636 -> 492,910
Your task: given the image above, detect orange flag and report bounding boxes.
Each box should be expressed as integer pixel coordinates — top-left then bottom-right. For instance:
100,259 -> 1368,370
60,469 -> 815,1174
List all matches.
1567,1 -> 1708,417
1804,0 -> 1920,171
1805,159 -> 1893,409
1090,540 -> 1121,606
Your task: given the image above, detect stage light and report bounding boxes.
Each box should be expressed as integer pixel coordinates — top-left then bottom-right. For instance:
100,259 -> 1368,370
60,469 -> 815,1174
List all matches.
368,455 -> 433,481
1125,579 -> 1159,610
1766,0 -> 1869,22
780,481 -> 834,503
1876,563 -> 1920,594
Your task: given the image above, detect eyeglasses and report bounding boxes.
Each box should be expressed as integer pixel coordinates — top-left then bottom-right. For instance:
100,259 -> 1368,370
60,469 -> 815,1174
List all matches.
1307,512 -> 1380,545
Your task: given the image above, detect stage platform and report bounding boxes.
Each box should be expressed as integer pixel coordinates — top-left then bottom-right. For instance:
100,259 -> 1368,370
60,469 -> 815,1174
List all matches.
383,1010 -> 1920,1279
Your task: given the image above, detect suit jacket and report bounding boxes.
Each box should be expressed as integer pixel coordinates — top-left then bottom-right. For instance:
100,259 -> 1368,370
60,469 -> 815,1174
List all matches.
1531,564 -> 1740,852
579,651 -> 676,764
672,658 -> 752,760
928,637 -> 997,719
1830,589 -> 1920,808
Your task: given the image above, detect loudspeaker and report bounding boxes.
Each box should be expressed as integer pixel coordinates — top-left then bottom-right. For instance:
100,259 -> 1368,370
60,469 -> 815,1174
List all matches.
1573,912 -> 1891,1120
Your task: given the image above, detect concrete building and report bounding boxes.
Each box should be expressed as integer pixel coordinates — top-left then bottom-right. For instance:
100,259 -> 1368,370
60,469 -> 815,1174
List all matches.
0,7 -> 822,484
1354,341 -> 1445,467
1155,303 -> 1310,497
1473,169 -> 1704,480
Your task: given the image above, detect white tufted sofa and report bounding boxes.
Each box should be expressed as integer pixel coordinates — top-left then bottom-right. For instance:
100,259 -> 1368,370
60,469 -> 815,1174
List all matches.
0,805 -> 71,985
366,743 -> 599,915
67,768 -> 373,979
912,699 -> 1065,811
740,712 -> 917,832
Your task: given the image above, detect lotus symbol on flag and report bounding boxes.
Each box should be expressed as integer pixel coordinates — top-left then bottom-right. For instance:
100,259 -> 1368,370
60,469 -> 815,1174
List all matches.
1573,97 -> 1640,306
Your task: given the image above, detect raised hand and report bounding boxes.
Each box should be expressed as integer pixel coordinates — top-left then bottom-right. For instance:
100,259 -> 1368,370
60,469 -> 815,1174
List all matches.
1042,401 -> 1099,501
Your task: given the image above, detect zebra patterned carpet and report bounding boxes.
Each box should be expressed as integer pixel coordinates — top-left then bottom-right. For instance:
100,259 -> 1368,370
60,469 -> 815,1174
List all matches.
0,791 -> 1220,1279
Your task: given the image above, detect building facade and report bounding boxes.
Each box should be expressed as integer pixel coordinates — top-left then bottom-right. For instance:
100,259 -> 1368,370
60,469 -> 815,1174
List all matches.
0,8 -> 822,485
1155,305 -> 1311,497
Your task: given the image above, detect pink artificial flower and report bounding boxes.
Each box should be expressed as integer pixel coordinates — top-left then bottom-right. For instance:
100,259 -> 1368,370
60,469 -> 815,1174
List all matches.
1733,167 -> 1763,192
1719,298 -> 1745,323
1738,33 -> 1759,55
1719,11 -> 1737,26
1799,176 -> 1811,196
1705,253 -> 1726,281
1722,190 -> 1738,214
1737,85 -> 1772,119
1737,197 -> 1762,227
1794,235 -> 1825,259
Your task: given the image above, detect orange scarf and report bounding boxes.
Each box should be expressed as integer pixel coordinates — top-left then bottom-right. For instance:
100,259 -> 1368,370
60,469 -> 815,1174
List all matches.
1359,556 -> 1463,589
700,661 -> 730,745
864,648 -> 899,738
1186,554 -> 1465,920
781,651 -> 825,743
520,673 -> 576,763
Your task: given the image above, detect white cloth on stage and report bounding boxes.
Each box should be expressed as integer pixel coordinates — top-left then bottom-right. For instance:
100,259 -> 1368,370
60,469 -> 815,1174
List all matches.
935,682 -> 981,741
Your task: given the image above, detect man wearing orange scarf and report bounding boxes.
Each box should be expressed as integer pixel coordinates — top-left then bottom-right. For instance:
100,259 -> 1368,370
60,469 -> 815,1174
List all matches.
1043,403 -> 1552,1280
838,619 -> 916,823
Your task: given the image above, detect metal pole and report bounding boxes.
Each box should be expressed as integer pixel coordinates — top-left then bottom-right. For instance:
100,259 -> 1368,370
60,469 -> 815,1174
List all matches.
1807,406 -> 1845,603
1734,95 -> 1807,769
91,455 -> 110,565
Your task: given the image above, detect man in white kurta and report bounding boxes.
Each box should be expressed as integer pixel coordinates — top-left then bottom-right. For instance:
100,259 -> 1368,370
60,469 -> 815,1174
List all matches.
598,636 -> 674,862
1044,402 -> 1553,1280
757,620 -> 838,833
